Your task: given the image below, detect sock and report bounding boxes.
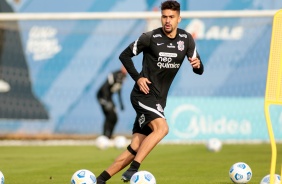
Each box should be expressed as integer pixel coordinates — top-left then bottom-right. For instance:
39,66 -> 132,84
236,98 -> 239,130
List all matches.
97,170 -> 111,182
128,160 -> 140,171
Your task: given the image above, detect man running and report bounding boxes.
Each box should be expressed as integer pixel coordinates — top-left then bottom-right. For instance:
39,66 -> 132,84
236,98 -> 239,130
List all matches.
96,1 -> 204,183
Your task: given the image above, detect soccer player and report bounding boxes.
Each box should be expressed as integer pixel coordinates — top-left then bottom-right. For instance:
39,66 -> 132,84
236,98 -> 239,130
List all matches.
96,1 -> 204,183
97,66 -> 127,139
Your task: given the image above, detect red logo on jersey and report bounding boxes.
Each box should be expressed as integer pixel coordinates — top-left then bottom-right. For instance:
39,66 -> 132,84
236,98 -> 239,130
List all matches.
177,41 -> 184,51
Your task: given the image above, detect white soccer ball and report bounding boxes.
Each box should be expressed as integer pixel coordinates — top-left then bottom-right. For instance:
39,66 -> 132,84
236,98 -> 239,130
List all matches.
71,169 -> 96,184
130,171 -> 156,184
114,135 -> 127,149
229,162 -> 252,183
95,135 -> 110,150
260,174 -> 281,184
206,138 -> 222,152
0,171 -> 4,184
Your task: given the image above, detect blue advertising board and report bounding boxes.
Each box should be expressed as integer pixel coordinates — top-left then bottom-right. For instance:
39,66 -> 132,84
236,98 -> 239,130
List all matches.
164,97 -> 282,142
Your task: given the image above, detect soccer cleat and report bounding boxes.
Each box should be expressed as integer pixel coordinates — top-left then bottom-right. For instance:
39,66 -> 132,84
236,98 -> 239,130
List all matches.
96,179 -> 106,184
121,170 -> 137,182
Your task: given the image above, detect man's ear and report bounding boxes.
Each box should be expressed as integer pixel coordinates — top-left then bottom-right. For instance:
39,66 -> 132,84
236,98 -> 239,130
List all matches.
178,16 -> 182,23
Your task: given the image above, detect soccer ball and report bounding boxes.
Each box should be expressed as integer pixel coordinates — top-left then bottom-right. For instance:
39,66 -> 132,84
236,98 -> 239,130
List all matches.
130,171 -> 156,184
71,169 -> 96,184
229,162 -> 252,183
95,135 -> 110,150
260,174 -> 281,184
114,135 -> 127,149
206,138 -> 222,152
0,171 -> 4,184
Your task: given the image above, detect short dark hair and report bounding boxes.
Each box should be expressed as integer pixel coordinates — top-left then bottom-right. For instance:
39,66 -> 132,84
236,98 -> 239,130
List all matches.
161,0 -> 180,12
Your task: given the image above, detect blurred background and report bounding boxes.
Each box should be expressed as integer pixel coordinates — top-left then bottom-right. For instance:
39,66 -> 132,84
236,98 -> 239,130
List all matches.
0,0 -> 282,143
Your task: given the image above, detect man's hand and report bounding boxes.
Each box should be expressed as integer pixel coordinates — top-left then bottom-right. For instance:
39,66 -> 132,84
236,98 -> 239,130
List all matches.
137,77 -> 151,94
188,57 -> 201,69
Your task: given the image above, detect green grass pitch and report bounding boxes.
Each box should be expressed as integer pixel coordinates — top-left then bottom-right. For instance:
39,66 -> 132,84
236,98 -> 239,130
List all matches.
0,143 -> 281,184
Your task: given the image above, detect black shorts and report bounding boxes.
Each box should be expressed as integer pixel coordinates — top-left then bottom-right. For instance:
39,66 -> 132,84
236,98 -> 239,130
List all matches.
130,91 -> 165,136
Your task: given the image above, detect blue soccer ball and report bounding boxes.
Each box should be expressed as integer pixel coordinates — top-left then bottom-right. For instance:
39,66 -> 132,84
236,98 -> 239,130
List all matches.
229,162 -> 252,183
130,171 -> 156,184
0,171 -> 4,184
260,174 -> 281,184
71,169 -> 96,184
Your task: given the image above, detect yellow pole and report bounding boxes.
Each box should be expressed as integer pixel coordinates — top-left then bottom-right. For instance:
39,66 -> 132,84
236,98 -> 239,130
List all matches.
264,103 -> 277,184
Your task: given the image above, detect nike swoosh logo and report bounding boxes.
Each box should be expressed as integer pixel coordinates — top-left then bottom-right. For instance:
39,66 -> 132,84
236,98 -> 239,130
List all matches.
157,43 -> 164,46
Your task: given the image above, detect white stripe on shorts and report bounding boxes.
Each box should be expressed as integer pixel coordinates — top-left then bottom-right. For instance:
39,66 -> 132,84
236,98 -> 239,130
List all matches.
138,101 -> 165,119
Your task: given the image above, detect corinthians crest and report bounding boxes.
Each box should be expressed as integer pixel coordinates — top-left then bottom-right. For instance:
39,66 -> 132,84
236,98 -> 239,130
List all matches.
177,40 -> 184,51
156,104 -> 164,112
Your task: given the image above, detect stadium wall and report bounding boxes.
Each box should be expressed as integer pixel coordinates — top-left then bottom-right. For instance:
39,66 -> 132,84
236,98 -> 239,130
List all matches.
0,0 -> 282,142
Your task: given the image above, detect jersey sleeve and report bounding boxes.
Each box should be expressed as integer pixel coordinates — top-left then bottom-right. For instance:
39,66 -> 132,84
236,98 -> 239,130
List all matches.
129,32 -> 151,56
186,33 -> 204,75
119,32 -> 151,81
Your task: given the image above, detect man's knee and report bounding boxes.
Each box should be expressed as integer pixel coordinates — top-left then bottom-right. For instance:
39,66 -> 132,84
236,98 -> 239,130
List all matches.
149,119 -> 169,136
161,125 -> 169,136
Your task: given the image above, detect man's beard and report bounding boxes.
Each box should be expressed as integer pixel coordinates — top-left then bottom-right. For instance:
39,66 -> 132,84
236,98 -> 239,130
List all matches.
163,26 -> 173,34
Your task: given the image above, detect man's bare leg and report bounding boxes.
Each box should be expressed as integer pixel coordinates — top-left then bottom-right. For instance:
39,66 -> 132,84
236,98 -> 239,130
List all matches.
121,118 -> 169,181
134,118 -> 168,163
96,133 -> 146,184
